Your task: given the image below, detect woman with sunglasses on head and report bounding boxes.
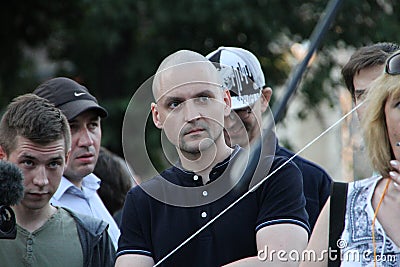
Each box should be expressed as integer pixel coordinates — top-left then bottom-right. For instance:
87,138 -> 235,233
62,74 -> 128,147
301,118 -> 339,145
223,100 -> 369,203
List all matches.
300,51 -> 400,267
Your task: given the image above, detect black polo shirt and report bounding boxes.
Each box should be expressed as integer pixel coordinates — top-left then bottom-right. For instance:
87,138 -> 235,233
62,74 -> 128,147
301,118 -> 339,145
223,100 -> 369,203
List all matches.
117,147 -> 309,266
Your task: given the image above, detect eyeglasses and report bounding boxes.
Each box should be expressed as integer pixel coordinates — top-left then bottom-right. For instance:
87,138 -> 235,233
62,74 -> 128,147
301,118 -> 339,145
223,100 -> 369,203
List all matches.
385,51 -> 400,75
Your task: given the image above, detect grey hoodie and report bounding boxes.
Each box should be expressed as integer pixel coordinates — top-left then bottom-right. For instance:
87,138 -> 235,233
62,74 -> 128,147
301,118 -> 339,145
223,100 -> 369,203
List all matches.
64,208 -> 116,267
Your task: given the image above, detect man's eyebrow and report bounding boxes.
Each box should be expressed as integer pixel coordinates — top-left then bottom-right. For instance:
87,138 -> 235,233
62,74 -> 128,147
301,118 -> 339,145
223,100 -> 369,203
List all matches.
19,154 -> 36,160
48,156 -> 64,161
89,113 -> 101,120
160,89 -> 217,103
68,114 -> 100,123
193,89 -> 216,97
162,96 -> 185,104
20,154 -> 63,161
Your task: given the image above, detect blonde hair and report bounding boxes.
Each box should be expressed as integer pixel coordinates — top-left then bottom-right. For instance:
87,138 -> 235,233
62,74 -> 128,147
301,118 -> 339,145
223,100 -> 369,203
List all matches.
362,73 -> 400,177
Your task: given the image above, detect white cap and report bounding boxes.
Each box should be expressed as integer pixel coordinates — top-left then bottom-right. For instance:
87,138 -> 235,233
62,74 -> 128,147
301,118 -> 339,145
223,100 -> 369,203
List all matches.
206,47 -> 265,109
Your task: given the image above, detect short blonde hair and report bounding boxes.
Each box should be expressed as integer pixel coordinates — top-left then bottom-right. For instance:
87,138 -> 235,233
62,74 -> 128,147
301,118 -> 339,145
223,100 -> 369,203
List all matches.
362,72 -> 400,177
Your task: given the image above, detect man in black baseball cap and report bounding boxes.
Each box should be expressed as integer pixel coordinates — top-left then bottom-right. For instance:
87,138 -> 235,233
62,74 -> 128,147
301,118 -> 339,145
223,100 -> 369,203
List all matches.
33,77 -> 120,249
34,77 -> 108,120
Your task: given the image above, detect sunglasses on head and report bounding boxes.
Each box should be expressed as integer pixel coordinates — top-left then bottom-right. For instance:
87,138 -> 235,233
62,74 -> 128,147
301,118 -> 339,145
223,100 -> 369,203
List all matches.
385,51 -> 400,75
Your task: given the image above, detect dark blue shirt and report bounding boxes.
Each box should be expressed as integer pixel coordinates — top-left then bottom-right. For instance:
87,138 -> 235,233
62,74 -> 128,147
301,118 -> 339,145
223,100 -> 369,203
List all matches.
275,142 -> 332,231
117,147 -> 309,267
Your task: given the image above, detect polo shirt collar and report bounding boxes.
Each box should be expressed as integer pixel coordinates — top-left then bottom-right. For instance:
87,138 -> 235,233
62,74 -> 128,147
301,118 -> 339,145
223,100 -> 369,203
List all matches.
166,145 -> 242,186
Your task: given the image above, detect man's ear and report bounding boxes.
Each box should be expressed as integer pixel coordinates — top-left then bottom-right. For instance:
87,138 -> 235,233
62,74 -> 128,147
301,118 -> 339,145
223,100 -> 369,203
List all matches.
223,89 -> 232,117
0,146 -> 7,160
64,149 -> 71,172
260,87 -> 272,113
151,103 -> 163,129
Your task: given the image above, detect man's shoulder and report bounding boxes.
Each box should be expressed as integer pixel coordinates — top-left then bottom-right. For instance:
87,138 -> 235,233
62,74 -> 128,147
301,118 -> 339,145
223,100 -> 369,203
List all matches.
61,207 -> 109,236
267,155 -> 303,183
276,145 -> 332,180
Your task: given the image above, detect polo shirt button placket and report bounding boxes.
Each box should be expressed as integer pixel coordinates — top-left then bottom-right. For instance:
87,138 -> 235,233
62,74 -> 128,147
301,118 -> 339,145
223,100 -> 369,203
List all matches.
26,237 -> 34,262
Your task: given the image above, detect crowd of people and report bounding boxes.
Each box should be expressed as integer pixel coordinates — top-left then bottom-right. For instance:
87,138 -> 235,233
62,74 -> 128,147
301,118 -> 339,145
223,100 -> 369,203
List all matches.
0,42 -> 399,267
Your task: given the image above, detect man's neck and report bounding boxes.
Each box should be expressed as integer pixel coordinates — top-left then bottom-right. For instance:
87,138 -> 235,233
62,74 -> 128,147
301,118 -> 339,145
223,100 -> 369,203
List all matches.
63,174 -> 84,189
69,178 -> 83,189
179,143 -> 233,183
13,204 -> 57,233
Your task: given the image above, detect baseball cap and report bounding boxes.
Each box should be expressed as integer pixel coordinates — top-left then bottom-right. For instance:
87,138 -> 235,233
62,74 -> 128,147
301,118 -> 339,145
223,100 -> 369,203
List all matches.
206,47 -> 265,109
33,77 -> 108,121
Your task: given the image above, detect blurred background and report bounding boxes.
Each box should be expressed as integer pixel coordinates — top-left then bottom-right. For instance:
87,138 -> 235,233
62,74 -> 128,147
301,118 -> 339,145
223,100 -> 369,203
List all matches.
2,0 -> 399,181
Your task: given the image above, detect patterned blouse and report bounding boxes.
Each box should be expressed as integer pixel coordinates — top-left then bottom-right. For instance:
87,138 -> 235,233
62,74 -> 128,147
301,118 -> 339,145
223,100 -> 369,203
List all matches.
340,176 -> 400,266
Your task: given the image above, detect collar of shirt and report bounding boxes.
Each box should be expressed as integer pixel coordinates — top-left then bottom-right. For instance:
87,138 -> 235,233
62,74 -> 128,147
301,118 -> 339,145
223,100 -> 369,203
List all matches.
52,173 -> 101,200
162,145 -> 242,187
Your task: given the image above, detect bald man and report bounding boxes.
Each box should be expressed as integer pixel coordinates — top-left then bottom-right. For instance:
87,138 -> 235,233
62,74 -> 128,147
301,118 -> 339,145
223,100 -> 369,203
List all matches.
116,50 -> 309,267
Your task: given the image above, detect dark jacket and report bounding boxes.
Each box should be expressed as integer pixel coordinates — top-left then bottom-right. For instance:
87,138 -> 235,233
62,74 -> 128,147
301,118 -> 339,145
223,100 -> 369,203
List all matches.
64,208 -> 116,267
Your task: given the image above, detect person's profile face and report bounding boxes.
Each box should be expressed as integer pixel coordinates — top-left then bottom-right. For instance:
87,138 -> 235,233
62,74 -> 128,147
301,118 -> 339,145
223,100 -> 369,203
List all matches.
385,93 -> 400,161
152,63 -> 230,155
224,99 -> 263,148
64,109 -> 102,180
353,64 -> 385,120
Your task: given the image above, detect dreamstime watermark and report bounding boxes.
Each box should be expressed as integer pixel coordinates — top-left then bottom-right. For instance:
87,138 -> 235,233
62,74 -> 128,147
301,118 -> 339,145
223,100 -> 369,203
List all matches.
257,239 -> 398,263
